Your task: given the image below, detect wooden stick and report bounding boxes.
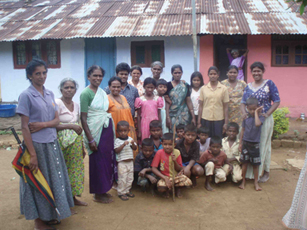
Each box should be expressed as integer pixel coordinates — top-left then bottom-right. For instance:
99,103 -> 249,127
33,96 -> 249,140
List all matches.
172,124 -> 176,202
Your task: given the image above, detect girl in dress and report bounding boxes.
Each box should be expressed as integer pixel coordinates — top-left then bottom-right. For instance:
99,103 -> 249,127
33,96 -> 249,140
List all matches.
190,71 -> 204,123
135,78 -> 164,140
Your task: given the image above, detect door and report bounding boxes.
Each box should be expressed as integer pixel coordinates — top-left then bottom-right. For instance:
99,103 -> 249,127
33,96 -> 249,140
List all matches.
84,38 -> 116,89
213,35 -> 247,82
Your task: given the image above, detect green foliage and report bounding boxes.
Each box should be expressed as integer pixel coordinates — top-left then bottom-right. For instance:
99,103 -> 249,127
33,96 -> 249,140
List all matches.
286,0 -> 307,15
272,107 -> 290,139
0,130 -> 22,135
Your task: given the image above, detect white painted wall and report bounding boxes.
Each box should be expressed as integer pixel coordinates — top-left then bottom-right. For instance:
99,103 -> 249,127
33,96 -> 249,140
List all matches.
116,36 -> 199,83
0,38 -> 85,104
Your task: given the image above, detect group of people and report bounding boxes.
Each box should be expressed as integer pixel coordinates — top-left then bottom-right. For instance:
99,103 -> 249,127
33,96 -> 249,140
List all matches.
17,55 -> 283,230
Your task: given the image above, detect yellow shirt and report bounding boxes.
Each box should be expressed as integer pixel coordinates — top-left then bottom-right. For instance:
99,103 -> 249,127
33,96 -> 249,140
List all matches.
199,82 -> 229,121
222,137 -> 240,163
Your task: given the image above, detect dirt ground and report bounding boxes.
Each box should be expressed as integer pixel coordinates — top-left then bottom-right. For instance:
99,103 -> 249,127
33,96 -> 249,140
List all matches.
0,146 -> 305,230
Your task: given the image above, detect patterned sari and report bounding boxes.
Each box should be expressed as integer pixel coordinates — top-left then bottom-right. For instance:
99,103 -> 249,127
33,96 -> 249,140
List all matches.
169,82 -> 191,127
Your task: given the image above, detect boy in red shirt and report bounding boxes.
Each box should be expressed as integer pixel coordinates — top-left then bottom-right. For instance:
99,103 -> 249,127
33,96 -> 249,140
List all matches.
152,133 -> 192,198
198,136 -> 232,191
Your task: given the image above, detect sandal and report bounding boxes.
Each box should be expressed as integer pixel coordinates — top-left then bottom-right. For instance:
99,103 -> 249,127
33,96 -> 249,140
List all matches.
118,195 -> 129,201
126,192 -> 135,198
45,220 -> 61,225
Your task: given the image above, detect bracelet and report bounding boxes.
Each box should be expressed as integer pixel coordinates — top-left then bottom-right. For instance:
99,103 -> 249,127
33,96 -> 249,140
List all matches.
89,139 -> 95,144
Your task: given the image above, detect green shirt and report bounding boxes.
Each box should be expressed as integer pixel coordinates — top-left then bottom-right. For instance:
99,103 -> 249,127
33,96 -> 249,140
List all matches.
80,87 -> 95,113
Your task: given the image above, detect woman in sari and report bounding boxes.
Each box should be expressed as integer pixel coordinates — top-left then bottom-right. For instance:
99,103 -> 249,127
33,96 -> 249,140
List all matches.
240,62 -> 280,182
166,64 -> 196,128
221,65 -> 247,126
56,78 -> 87,206
80,65 -> 116,204
16,59 -> 74,230
107,76 -> 138,158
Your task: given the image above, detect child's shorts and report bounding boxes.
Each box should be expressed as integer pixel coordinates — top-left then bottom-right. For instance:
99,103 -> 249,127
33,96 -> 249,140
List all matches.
137,173 -> 158,187
182,162 -> 200,167
240,141 -> 261,166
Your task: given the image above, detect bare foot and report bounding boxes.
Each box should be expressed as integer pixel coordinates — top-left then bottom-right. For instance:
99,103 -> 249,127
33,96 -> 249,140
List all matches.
175,189 -> 183,198
259,171 -> 269,183
93,194 -> 113,204
35,218 -> 58,230
205,182 -> 214,191
71,208 -> 77,215
254,183 -> 262,191
239,181 -> 245,190
74,197 -> 88,206
191,176 -> 197,188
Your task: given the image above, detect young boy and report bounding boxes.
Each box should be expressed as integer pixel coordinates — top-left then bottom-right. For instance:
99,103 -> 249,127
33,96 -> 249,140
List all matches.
156,79 -> 169,134
222,122 -> 242,183
151,133 -> 192,198
198,136 -> 232,191
134,138 -> 158,195
114,121 -> 138,201
104,62 -> 139,117
175,124 -> 204,186
175,124 -> 185,143
239,98 -> 265,191
149,120 -> 163,152
197,126 -> 211,154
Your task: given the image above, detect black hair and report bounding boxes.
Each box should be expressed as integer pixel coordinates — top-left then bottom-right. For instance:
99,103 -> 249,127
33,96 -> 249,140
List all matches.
87,65 -> 105,77
142,138 -> 154,148
250,62 -> 265,72
117,120 -> 129,129
246,97 -> 259,106
143,77 -> 157,87
190,71 -> 204,88
227,122 -> 239,133
208,66 -> 219,75
210,136 -> 222,146
227,65 -> 239,72
26,58 -> 48,81
161,133 -> 174,141
157,79 -> 167,87
184,124 -> 197,134
131,65 -> 143,75
171,64 -> 183,74
108,76 -> 122,86
116,62 -> 131,74
197,126 -> 210,135
150,120 -> 162,129
176,124 -> 185,131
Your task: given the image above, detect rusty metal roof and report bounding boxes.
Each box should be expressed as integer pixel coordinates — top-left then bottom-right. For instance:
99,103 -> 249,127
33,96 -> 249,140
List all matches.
0,0 -> 307,41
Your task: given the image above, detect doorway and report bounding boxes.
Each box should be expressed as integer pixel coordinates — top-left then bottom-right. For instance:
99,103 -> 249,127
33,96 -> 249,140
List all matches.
213,35 -> 247,82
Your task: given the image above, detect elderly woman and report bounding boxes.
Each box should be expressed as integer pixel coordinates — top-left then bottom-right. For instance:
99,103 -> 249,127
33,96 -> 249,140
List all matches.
55,78 -> 87,206
240,62 -> 280,183
166,64 -> 196,128
221,65 -> 247,126
151,61 -> 164,81
226,48 -> 249,81
198,66 -> 229,138
16,59 -> 74,230
80,65 -> 116,204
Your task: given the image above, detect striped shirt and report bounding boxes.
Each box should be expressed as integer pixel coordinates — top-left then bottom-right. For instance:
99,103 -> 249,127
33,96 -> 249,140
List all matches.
114,137 -> 134,162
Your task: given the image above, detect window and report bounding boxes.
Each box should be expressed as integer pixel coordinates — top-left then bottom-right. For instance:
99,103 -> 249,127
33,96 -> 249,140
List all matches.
131,41 -> 164,67
13,40 -> 61,69
272,35 -> 307,67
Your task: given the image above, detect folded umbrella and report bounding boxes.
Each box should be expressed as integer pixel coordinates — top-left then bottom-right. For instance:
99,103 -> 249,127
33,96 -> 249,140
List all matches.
10,127 -> 60,216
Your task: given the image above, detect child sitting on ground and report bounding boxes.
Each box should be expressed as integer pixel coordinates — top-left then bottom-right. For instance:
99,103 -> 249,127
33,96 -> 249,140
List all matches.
149,120 -> 163,152
134,138 -> 158,195
197,126 -> 211,154
114,121 -> 138,201
239,98 -> 265,191
175,124 -> 204,186
222,122 -> 242,183
198,136 -> 232,191
175,124 -> 185,143
152,133 -> 192,198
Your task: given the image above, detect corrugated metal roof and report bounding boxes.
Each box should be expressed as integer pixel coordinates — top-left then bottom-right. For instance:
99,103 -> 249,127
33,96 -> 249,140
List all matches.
0,0 -> 307,41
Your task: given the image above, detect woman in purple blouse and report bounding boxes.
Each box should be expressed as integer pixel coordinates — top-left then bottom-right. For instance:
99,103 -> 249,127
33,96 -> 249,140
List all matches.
240,62 -> 280,183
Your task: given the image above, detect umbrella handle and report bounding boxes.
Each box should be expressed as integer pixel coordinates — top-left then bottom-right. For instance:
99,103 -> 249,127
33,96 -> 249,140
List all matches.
10,127 -> 21,145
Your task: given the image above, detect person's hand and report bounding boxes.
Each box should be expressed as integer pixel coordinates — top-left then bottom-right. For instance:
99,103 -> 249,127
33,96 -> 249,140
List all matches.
197,123 -> 202,129
147,175 -> 157,184
28,122 -> 45,133
139,169 -> 147,177
166,117 -> 172,130
29,155 -> 38,173
178,169 -> 184,176
191,117 -> 196,126
255,106 -> 264,115
72,125 -> 83,135
228,164 -> 233,174
171,152 -> 177,162
209,158 -> 218,164
89,141 -> 98,152
262,112 -> 269,118
164,177 -> 172,189
124,141 -> 129,146
222,124 -> 227,134
183,166 -> 191,176
239,143 -> 242,153
242,112 -> 248,120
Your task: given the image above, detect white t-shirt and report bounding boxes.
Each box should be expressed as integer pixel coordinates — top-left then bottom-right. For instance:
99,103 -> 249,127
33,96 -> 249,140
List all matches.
191,88 -> 200,116
114,137 -> 134,162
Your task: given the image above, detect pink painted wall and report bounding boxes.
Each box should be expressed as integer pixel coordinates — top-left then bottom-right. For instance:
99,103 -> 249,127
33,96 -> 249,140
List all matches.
247,35 -> 307,117
199,34 -> 307,117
